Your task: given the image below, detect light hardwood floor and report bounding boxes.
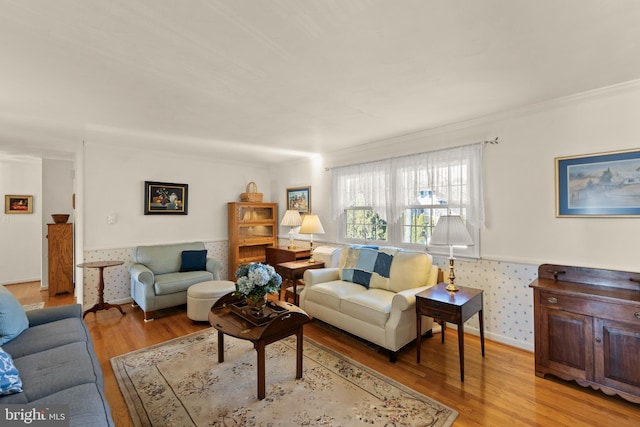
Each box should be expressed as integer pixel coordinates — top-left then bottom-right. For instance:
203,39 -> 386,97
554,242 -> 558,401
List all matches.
10,281 -> 640,426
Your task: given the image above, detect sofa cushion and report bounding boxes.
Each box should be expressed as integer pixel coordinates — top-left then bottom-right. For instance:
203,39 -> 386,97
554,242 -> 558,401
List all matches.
304,281 -> 367,311
154,271 -> 214,295
0,285 -> 29,345
32,383 -> 113,427
341,289 -> 393,327
3,318 -> 89,359
0,347 -> 22,396
388,252 -> 432,292
133,242 -> 206,275
180,249 -> 207,272
13,341 -> 100,402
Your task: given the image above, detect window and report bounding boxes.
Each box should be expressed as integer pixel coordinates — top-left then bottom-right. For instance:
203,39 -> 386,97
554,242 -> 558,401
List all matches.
345,207 -> 388,241
333,144 -> 483,257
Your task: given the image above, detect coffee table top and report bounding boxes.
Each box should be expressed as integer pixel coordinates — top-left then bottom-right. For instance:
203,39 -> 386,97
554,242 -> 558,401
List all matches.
209,293 -> 310,341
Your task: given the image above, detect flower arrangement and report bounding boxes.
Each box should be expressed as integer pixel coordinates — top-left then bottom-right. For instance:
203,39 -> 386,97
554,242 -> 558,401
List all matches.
234,263 -> 282,303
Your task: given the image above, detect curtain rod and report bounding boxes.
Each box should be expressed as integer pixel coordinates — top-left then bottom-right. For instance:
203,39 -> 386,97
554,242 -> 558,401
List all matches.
324,137 -> 500,171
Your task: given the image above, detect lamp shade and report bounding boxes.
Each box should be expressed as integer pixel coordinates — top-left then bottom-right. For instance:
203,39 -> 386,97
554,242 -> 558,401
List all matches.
280,210 -> 302,227
430,215 -> 473,246
299,214 -> 325,235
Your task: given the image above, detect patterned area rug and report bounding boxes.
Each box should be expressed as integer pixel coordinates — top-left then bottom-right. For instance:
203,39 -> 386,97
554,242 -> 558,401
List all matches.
111,329 -> 458,426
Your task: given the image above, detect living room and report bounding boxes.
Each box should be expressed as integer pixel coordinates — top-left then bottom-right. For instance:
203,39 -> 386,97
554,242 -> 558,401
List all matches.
2,2 -> 640,426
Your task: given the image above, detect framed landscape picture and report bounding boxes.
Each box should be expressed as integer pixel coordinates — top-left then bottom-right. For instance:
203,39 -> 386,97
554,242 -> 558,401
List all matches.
5,195 -> 33,214
144,181 -> 188,215
286,186 -> 311,215
556,149 -> 640,217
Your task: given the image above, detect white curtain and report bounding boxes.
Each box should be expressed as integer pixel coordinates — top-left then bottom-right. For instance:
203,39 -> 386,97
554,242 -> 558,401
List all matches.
332,143 -> 484,228
332,159 -> 392,220
392,143 -> 484,228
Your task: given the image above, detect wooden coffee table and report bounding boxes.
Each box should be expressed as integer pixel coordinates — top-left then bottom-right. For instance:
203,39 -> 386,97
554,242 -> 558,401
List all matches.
208,293 -> 311,399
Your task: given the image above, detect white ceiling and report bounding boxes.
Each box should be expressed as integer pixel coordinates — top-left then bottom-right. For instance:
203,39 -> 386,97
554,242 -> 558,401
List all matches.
1,0 -> 640,164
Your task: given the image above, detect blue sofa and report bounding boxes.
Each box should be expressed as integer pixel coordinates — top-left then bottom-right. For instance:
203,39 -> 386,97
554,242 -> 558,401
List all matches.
129,242 -> 224,320
0,303 -> 114,426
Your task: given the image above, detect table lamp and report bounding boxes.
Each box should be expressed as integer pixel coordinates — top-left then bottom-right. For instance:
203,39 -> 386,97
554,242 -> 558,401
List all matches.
280,210 -> 302,249
430,214 -> 473,292
298,214 -> 325,262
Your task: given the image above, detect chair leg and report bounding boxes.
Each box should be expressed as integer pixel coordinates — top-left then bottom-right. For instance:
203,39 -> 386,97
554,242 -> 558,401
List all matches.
143,311 -> 155,322
389,351 -> 398,363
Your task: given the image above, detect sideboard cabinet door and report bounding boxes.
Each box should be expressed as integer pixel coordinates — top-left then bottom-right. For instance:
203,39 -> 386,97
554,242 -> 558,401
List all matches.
538,306 -> 593,382
595,318 -> 640,397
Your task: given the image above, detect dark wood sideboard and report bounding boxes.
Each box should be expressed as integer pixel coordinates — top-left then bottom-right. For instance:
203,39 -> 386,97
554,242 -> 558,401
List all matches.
529,264 -> 640,404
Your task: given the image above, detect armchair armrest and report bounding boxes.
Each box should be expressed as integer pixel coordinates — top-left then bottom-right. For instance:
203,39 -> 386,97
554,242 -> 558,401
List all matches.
206,257 -> 223,280
303,267 -> 340,286
27,304 -> 82,327
129,263 -> 154,286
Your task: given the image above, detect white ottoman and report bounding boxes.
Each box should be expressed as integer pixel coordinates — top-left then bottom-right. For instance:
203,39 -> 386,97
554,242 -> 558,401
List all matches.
187,280 -> 236,321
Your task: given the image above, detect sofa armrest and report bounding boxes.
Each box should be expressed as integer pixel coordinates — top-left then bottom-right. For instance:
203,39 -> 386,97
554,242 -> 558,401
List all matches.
27,304 -> 82,327
206,257 -> 223,280
129,263 -> 154,286
303,268 -> 340,286
391,285 -> 435,311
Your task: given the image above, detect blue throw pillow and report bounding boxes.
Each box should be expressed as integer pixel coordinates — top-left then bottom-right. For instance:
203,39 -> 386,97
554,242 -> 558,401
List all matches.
0,346 -> 22,395
0,286 -> 29,345
180,250 -> 207,272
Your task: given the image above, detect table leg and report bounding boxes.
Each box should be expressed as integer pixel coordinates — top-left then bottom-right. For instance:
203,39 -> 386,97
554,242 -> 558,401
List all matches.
82,267 -> 125,318
416,313 -> 422,363
296,327 -> 303,379
441,321 -> 446,343
479,309 -> 485,357
217,331 -> 225,363
256,340 -> 266,399
458,322 -> 465,381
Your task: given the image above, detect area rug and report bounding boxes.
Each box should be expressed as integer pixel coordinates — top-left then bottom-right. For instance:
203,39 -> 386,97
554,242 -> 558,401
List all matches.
22,302 -> 45,311
111,329 -> 458,427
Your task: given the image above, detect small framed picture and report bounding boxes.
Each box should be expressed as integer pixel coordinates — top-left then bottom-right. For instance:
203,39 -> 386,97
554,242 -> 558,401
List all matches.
5,195 -> 33,214
286,186 -> 311,215
144,181 -> 188,215
556,148 -> 640,217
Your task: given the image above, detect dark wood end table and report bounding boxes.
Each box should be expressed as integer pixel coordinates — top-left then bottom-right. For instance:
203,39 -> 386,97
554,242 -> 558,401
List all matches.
416,283 -> 485,381
209,292 -> 311,400
276,260 -> 325,305
77,260 -> 126,318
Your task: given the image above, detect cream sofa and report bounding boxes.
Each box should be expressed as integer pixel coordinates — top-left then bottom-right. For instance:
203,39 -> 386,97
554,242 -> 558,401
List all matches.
300,245 -> 438,361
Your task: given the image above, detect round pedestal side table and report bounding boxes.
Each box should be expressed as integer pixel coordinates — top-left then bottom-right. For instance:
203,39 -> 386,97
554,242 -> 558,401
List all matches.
77,260 -> 126,319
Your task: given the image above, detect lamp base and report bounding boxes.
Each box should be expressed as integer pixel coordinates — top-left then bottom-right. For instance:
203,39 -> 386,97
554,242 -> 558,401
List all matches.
446,257 -> 458,292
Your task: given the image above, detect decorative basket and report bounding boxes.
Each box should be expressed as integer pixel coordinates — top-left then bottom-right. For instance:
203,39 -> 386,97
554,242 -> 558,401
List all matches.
240,181 -> 263,202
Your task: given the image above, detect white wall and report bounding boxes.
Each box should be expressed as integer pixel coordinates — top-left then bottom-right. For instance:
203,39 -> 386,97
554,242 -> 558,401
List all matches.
82,142 -> 273,250
0,158 -> 41,285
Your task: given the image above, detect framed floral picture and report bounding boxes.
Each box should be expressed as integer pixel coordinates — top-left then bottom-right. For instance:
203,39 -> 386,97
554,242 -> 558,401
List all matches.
5,195 -> 33,214
286,186 -> 311,215
556,148 -> 640,217
144,181 -> 188,215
